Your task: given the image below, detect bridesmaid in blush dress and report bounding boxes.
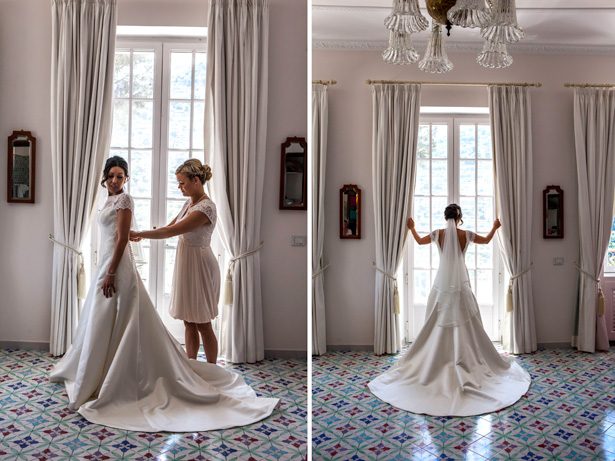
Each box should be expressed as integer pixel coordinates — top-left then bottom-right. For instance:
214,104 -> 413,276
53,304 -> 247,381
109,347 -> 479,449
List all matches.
132,158 -> 220,363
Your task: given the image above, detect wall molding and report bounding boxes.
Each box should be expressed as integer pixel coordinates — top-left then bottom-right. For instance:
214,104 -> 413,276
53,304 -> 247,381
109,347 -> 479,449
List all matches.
313,39 -> 615,56
0,340 -> 49,351
264,349 -> 307,360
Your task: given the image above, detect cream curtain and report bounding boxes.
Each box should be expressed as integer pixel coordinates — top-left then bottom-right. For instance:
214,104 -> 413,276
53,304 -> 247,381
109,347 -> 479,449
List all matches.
372,84 -> 421,355
571,87 -> 615,353
312,84 -> 329,356
49,0 -> 117,356
489,85 -> 537,355
204,0 -> 269,363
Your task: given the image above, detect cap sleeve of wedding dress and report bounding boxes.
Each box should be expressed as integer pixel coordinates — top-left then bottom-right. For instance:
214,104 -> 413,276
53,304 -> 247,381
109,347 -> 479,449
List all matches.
466,230 -> 476,245
113,192 -> 134,212
429,229 -> 439,244
368,218 -> 531,417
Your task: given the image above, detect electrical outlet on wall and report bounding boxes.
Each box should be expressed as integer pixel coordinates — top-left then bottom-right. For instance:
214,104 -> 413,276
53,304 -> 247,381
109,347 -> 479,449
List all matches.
553,257 -> 564,265
291,236 -> 306,246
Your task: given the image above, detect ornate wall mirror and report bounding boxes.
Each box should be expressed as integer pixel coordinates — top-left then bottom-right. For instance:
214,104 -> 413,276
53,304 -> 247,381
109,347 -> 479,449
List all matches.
543,185 -> 563,239
279,136 -> 307,210
340,184 -> 360,239
7,130 -> 36,203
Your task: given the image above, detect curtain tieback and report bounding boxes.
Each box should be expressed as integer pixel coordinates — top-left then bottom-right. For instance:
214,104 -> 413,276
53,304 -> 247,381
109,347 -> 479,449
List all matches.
312,262 -> 331,279
221,242 -> 265,306
574,262 -> 605,315
372,262 -> 400,315
49,234 -> 87,299
506,263 -> 533,313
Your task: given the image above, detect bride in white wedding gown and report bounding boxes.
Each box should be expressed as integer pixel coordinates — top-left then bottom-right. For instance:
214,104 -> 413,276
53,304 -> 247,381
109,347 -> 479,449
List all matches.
369,204 -> 530,417
50,156 -> 278,432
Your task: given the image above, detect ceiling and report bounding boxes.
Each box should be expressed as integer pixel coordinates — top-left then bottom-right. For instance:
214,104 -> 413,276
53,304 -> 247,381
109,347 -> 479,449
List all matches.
312,0 -> 615,54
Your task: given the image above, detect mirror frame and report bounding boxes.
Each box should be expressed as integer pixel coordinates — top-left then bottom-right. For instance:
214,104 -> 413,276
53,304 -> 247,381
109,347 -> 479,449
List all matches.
7,130 -> 36,204
279,136 -> 307,210
340,184 -> 361,239
543,185 -> 563,239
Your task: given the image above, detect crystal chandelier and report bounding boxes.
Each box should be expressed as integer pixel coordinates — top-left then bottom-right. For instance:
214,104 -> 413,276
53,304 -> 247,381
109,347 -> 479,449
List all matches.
382,0 -> 523,72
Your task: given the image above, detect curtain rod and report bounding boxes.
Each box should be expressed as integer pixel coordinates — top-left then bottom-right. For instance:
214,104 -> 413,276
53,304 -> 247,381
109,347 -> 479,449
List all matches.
564,83 -> 615,88
312,80 -> 337,85
365,80 -> 542,88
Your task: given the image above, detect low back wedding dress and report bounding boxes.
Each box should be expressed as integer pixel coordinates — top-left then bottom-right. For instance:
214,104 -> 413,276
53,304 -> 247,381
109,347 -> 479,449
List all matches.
368,219 -> 530,416
50,192 -> 279,432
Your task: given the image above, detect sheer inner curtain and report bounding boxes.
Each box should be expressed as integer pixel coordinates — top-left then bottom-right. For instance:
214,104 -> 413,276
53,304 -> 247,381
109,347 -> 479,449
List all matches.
372,84 -> 421,355
572,87 -> 615,353
204,0 -> 269,363
49,0 -> 117,356
489,85 -> 537,355
312,84 -> 329,356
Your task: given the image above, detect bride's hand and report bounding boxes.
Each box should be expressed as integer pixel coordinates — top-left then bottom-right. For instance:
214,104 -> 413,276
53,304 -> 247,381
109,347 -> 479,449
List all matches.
101,274 -> 116,298
407,218 -> 415,230
493,218 -> 501,230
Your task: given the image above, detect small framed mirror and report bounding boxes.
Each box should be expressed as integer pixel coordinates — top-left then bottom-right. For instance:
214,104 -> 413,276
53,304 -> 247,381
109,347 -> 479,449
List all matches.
7,130 -> 36,203
279,136 -> 307,210
543,185 -> 563,239
340,184 -> 360,239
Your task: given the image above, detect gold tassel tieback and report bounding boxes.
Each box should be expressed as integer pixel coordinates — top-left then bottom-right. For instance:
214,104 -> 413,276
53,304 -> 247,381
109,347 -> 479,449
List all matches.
372,262 -> 400,314
221,242 -> 265,306
507,263 -> 533,313
598,287 -> 605,316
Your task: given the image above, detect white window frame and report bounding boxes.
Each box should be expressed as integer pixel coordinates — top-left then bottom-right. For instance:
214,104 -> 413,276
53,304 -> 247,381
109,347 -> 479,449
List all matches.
404,114 -> 505,343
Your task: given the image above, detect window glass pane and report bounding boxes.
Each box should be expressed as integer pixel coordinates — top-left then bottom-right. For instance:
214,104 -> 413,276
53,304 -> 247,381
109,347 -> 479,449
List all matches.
192,150 -> 205,163
477,197 -> 493,233
432,125 -> 447,158
168,102 -> 191,149
460,125 -> 475,159
132,52 -> 155,98
110,149 -> 128,159
432,196 -> 448,229
477,243 -> 493,269
414,242 -> 430,268
114,52 -> 130,98
165,248 -> 177,294
194,53 -> 206,100
131,101 -> 153,148
130,150 -> 152,197
432,160 -> 447,196
414,270 -> 430,303
133,198 -> 151,230
414,197 -> 430,232
111,100 -> 129,147
477,125 -> 492,159
167,151 -> 189,198
460,197 -> 476,232
477,270 -> 493,304
170,52 -> 193,99
192,101 -> 204,150
460,160 -> 476,196
415,160 -> 430,195
418,125 -> 430,158
167,199 -> 185,224
477,160 -> 493,196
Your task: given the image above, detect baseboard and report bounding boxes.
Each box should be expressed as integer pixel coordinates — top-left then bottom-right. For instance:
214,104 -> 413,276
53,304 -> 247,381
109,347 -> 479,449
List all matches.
326,345 -> 373,352
264,349 -> 307,359
0,340 -> 49,351
537,342 -> 573,349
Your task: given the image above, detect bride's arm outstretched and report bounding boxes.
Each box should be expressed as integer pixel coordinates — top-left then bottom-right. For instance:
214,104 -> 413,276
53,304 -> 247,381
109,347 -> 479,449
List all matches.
473,219 -> 501,244
130,211 -> 210,240
101,208 -> 132,298
406,218 -> 432,245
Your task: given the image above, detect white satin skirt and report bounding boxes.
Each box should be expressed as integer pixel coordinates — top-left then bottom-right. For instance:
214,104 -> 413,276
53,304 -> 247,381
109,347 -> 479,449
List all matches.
49,258 -> 278,432
368,308 -> 531,417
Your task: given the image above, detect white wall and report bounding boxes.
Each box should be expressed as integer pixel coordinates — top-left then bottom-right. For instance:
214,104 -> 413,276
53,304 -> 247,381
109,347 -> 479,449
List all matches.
313,49 -> 615,347
0,0 -> 307,355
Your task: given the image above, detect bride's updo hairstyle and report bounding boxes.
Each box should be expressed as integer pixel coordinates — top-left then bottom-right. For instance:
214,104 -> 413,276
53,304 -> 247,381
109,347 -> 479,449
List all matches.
444,203 -> 463,225
101,156 -> 129,187
175,158 -> 212,184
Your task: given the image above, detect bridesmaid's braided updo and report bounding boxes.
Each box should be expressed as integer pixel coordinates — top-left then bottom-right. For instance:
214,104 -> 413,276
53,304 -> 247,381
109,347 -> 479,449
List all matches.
175,159 -> 212,184
444,203 -> 463,225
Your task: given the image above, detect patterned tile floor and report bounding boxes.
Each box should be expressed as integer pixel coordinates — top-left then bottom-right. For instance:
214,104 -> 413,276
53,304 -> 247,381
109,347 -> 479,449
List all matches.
313,345 -> 615,460
0,348 -> 306,460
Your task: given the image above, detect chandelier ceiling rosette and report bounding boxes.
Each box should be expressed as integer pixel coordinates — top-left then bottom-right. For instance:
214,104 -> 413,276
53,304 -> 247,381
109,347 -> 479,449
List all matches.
382,0 -> 524,72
